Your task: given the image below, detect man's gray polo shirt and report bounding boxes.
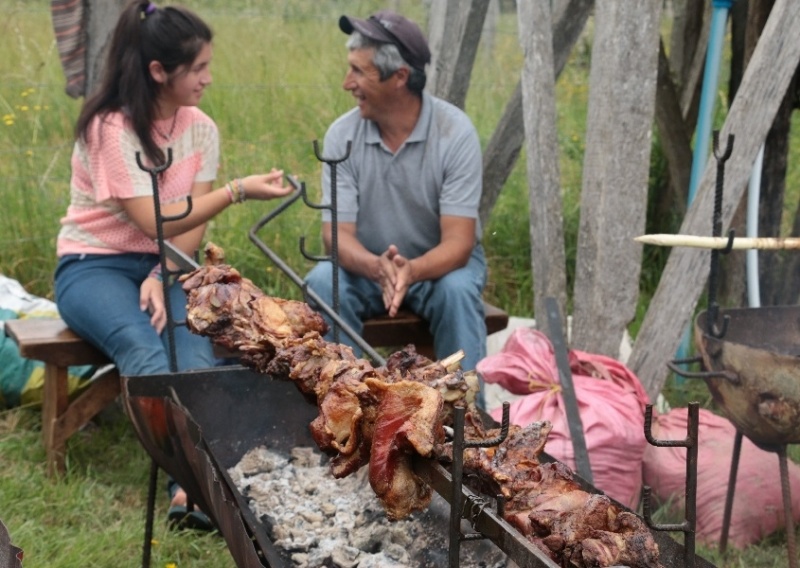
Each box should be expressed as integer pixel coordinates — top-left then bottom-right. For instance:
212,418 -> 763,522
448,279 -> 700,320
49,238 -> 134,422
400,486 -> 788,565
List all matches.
320,91 -> 482,260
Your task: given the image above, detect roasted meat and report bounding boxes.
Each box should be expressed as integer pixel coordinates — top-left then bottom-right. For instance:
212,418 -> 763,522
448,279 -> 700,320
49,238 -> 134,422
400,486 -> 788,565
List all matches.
365,378 -> 444,520
179,248 -> 662,568
446,420 -> 661,567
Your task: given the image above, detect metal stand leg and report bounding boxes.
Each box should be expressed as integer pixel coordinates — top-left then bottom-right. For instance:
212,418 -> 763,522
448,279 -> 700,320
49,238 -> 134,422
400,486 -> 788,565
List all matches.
142,459 -> 159,568
778,446 -> 798,568
719,430 -> 742,553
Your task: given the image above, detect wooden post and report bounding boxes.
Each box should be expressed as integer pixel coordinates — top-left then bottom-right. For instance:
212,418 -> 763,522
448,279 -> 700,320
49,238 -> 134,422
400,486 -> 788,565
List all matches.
427,0 -> 490,109
517,0 -> 568,328
571,0 -> 663,358
479,0 -> 594,229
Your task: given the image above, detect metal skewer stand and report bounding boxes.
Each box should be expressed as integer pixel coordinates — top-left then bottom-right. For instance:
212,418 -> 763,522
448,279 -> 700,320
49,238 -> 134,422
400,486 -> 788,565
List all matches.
248,140 -> 386,364
135,148 -> 196,568
642,402 -> 700,568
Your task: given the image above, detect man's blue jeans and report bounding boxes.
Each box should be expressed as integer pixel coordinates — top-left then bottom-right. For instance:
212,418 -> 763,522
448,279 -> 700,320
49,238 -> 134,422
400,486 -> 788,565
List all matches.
55,253 -> 216,378
304,245 -> 488,373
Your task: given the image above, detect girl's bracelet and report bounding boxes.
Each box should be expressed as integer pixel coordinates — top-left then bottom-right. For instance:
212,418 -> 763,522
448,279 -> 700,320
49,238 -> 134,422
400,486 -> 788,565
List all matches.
235,178 -> 247,202
148,264 -> 163,282
224,183 -> 236,204
226,179 -> 245,204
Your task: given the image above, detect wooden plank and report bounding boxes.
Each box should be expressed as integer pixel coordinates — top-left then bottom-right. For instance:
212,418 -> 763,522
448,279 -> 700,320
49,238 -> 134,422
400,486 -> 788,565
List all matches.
628,0 -> 800,400
571,0 -> 662,358
4,318 -> 110,367
479,0 -> 594,228
361,303 -> 509,348
517,0 -> 568,327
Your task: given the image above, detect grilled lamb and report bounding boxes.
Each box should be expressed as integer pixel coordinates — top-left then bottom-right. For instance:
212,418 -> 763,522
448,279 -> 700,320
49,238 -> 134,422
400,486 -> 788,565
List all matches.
179,246 -> 662,567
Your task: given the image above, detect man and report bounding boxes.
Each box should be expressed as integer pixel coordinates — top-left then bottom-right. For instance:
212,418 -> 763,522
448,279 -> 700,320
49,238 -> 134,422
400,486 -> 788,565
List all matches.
305,10 -> 487,389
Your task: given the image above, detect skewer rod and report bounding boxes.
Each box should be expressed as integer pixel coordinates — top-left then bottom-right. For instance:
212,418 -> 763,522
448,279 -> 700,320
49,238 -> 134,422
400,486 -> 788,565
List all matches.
635,234 -> 800,250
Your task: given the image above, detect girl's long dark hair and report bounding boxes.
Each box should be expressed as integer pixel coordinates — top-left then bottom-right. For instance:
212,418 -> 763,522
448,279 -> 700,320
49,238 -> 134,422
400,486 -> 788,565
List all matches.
75,1 -> 212,166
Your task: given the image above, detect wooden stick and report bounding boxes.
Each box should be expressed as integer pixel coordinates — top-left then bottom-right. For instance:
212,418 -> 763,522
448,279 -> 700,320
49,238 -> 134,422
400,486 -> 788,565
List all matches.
635,234 -> 800,250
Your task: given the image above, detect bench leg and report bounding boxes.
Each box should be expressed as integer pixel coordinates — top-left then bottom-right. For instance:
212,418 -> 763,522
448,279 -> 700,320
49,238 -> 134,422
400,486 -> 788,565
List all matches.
54,368 -> 121,444
42,365 -> 122,477
42,364 -> 69,477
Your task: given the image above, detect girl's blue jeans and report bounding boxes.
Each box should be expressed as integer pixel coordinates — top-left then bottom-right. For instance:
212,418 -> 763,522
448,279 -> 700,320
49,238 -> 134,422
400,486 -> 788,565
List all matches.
55,253 -> 216,378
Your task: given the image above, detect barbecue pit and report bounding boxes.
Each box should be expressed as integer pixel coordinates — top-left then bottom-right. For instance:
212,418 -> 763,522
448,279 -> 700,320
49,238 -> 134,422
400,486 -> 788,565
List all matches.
126,149 -> 717,568
122,366 -> 717,568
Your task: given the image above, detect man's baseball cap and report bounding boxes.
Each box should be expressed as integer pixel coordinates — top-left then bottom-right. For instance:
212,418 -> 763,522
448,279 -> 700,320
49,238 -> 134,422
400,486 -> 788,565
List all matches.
339,10 -> 432,71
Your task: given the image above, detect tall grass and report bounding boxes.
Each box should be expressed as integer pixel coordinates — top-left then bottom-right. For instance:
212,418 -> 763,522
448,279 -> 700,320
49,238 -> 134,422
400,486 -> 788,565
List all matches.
1,1 -> 799,566
0,0 -> 533,312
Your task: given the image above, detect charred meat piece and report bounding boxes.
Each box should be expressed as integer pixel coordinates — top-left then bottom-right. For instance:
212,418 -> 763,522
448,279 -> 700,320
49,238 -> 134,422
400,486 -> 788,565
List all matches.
365,379 -> 444,520
181,262 -> 327,357
310,374 -> 379,479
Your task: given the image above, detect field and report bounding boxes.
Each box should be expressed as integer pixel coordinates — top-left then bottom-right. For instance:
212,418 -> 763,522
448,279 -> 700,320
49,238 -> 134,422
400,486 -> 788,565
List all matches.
1,1 -> 798,566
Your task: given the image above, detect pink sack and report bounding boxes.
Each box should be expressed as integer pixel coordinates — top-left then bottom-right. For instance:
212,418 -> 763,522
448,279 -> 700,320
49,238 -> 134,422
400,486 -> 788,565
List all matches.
477,327 -> 651,509
643,407 -> 800,549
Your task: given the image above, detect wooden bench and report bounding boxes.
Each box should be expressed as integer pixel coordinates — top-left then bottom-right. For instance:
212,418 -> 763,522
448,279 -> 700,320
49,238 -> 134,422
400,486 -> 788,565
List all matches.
361,302 -> 509,359
3,318 -> 120,477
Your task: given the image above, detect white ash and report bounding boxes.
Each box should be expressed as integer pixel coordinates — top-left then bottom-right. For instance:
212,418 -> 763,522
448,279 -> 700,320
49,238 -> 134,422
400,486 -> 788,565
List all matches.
229,445 -> 509,568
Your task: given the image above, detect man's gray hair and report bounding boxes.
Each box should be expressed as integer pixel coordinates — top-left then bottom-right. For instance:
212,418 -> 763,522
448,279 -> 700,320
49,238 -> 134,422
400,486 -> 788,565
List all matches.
346,31 -> 427,94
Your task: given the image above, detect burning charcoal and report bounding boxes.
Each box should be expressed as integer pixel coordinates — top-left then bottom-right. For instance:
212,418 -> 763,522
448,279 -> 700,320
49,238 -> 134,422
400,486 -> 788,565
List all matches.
230,446 -> 508,567
290,552 -> 308,566
275,527 -> 317,552
290,446 -> 321,467
300,511 -> 324,524
356,543 -> 411,568
329,546 -> 361,568
238,445 -> 279,476
259,513 -> 277,535
349,524 -> 389,553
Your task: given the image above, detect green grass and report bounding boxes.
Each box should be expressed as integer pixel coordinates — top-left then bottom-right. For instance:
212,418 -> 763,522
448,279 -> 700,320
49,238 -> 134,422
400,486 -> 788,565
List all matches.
1,1 -> 799,566
0,406 -> 234,567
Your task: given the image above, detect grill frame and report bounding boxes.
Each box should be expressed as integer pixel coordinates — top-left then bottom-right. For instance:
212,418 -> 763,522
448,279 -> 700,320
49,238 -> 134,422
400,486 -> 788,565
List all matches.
122,365 -> 717,568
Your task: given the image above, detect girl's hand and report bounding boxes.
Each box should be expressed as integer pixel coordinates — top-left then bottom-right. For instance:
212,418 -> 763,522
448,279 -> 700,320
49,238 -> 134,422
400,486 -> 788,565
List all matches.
241,169 -> 294,200
140,277 -> 167,333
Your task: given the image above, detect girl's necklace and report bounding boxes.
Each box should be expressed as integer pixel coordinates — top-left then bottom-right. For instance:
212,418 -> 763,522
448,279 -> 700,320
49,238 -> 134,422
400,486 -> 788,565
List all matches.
154,108 -> 179,141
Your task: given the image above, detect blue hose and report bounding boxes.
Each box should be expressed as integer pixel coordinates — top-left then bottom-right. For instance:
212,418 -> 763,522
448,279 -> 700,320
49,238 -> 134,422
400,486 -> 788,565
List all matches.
675,0 -> 736,395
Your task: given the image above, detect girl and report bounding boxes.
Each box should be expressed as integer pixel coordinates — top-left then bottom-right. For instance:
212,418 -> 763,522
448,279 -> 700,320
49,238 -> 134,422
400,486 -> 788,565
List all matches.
54,0 -> 291,530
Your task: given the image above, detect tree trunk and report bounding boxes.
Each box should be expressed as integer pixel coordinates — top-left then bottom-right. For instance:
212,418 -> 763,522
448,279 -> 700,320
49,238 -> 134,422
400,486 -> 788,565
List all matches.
670,0 -> 706,89
479,0 -> 594,229
764,66 -> 799,304
628,0 -> 800,401
679,2 -> 712,130
517,0 -> 568,329
647,0 -> 707,238
654,38 -> 693,215
570,0 -> 662,358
